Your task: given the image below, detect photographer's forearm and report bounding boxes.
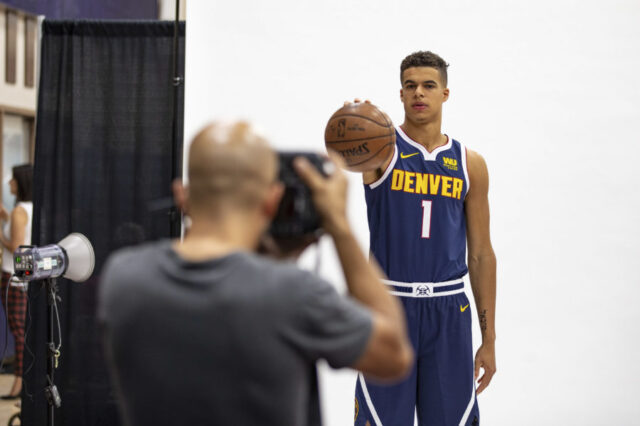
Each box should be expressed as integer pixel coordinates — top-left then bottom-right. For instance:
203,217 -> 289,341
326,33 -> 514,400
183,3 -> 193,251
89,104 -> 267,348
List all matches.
330,226 -> 404,324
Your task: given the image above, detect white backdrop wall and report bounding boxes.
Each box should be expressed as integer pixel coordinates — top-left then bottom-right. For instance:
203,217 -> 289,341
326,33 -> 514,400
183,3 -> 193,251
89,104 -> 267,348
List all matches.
185,1 -> 640,425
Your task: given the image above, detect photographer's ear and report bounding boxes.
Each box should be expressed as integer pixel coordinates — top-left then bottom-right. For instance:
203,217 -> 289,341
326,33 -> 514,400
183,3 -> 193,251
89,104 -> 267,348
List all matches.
172,179 -> 188,214
263,182 -> 284,219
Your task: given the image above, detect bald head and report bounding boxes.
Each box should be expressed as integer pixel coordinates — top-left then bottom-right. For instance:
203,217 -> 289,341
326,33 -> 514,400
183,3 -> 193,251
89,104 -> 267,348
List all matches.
187,121 -> 279,215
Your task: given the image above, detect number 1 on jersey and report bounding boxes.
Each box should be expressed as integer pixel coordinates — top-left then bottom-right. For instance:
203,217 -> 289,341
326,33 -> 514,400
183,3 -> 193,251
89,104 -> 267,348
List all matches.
421,200 -> 432,239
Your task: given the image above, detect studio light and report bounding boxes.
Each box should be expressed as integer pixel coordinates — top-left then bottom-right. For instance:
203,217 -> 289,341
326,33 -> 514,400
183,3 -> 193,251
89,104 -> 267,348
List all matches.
13,233 -> 95,282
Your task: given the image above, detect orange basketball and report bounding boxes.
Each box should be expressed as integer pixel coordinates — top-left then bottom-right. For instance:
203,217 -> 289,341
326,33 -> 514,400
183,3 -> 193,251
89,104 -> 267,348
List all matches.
324,102 -> 395,172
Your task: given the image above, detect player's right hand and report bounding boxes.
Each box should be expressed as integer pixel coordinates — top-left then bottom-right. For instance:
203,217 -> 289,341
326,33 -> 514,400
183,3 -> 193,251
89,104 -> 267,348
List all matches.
293,153 -> 350,237
344,98 -> 371,106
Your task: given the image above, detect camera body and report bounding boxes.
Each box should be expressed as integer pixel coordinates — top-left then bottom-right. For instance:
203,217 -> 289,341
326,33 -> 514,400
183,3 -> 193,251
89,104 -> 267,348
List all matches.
269,152 -> 329,240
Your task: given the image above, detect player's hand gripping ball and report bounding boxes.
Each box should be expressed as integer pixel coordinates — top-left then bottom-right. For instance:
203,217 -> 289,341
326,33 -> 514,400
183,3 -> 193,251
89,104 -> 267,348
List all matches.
324,102 -> 395,172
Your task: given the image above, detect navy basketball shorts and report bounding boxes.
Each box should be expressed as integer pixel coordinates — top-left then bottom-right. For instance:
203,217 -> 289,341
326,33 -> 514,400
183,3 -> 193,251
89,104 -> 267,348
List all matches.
355,278 -> 479,426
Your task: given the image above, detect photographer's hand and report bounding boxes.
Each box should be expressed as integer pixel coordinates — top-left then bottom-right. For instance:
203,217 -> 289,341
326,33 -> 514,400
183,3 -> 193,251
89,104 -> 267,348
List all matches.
293,154 -> 349,238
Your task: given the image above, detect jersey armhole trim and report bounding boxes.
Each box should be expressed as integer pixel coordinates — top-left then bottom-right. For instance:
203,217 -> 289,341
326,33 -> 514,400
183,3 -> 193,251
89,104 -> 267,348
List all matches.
461,143 -> 470,198
368,143 -> 398,190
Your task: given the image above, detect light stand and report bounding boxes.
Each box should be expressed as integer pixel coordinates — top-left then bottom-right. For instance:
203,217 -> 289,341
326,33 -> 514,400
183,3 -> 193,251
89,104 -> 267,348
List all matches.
13,233 -> 94,426
169,0 -> 183,238
44,278 -> 62,426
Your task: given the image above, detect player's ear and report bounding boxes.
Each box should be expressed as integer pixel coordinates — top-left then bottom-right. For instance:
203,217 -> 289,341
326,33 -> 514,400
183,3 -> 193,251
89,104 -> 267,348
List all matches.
442,87 -> 450,103
399,88 -> 404,102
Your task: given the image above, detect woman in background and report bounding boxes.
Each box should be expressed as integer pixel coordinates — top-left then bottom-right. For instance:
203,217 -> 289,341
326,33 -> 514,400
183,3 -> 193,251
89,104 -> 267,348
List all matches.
0,164 -> 33,399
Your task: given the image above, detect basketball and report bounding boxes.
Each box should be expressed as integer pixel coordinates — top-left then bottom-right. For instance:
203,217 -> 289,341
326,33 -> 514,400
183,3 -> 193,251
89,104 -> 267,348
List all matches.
324,102 -> 395,172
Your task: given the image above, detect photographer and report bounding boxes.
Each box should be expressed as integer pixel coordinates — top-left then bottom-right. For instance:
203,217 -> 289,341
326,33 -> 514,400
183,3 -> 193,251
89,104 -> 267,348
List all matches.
99,121 -> 413,426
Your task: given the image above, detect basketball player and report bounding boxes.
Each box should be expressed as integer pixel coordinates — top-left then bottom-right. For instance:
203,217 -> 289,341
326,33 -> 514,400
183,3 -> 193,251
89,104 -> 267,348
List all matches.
353,51 -> 497,425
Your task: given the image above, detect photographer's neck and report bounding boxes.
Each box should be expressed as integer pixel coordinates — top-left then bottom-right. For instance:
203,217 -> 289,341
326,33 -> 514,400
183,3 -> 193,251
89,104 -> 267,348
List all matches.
174,211 -> 264,261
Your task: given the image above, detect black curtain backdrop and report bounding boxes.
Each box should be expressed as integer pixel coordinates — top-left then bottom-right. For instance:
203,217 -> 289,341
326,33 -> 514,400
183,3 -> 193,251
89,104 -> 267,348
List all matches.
22,20 -> 184,426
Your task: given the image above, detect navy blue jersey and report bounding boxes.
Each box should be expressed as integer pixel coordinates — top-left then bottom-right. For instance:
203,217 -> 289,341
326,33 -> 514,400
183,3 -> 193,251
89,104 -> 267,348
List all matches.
364,127 -> 470,283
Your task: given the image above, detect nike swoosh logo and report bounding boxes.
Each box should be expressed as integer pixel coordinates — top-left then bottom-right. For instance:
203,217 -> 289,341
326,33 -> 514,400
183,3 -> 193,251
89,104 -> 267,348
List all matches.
400,152 -> 419,159
460,304 -> 469,312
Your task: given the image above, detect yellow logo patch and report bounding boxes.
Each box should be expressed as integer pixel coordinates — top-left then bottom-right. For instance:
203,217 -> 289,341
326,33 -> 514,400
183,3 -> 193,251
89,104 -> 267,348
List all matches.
400,152 -> 419,159
355,397 -> 359,421
443,156 -> 458,171
460,304 -> 469,312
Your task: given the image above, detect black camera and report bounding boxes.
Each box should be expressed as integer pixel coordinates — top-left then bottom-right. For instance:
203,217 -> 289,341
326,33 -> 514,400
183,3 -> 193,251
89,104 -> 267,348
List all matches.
268,152 -> 329,240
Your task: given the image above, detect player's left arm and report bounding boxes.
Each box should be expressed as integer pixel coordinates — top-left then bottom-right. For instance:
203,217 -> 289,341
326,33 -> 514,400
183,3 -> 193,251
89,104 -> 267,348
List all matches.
465,149 -> 497,395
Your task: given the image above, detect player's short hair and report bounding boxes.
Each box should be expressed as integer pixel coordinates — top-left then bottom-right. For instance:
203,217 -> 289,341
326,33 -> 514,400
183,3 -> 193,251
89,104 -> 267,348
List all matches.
400,51 -> 449,87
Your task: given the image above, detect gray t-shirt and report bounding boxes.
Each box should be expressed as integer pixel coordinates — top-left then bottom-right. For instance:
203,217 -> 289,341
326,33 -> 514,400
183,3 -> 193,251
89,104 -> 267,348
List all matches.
98,240 -> 372,426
